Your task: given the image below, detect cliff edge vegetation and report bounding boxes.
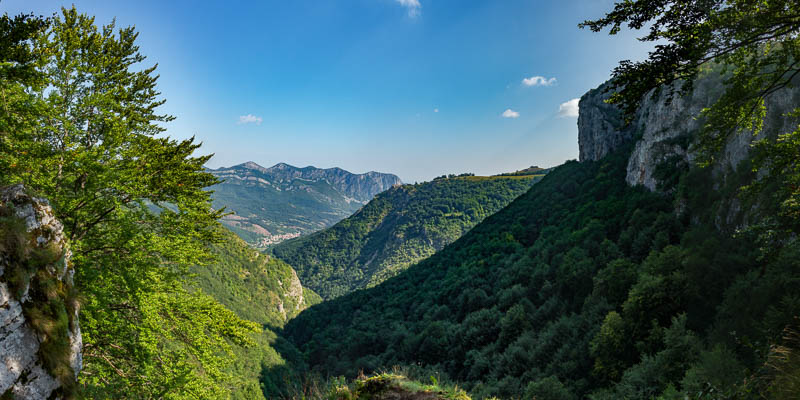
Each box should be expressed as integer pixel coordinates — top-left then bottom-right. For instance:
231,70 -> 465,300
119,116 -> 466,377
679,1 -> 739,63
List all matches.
0,8 -> 263,399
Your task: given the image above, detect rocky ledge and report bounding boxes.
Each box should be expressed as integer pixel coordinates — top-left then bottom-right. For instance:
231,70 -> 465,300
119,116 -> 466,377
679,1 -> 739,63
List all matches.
0,184 -> 82,399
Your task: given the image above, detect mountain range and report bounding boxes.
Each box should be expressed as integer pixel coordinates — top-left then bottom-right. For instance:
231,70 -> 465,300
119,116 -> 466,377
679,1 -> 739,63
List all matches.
208,162 -> 401,248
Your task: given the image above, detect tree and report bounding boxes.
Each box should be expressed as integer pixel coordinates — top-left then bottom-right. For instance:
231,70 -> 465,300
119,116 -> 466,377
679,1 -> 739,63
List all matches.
0,7 -> 259,398
0,11 -> 49,178
582,0 -> 800,236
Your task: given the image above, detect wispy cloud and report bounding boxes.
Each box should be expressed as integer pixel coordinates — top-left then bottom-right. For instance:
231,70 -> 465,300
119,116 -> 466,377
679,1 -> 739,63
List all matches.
396,0 -> 421,17
557,98 -> 579,118
434,108 -> 439,113
502,109 -> 520,118
238,114 -> 263,125
522,76 -> 557,87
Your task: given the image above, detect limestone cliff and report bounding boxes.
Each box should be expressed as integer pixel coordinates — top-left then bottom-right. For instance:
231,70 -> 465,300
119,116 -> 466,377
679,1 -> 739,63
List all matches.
578,70 -> 800,191
0,185 -> 81,399
578,82 -> 634,163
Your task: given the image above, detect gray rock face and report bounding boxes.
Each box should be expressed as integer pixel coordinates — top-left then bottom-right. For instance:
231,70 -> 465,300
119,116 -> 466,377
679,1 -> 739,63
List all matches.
578,72 -> 800,191
0,184 -> 82,399
276,268 -> 306,321
578,82 -> 634,162
624,76 -> 722,190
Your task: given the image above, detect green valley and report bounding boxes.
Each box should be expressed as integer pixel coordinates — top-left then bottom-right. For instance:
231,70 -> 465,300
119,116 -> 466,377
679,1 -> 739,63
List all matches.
2,2 -> 800,400
273,173 -> 542,299
194,228 -> 321,328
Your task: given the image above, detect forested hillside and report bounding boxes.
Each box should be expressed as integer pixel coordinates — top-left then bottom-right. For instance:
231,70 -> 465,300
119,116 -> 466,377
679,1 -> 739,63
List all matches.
196,228 -> 321,326
281,142 -> 799,398
210,162 -> 401,248
273,174 -> 542,299
191,228 -> 321,399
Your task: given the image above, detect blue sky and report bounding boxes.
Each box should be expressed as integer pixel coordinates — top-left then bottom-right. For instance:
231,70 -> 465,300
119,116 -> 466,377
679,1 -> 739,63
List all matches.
3,0 -> 652,182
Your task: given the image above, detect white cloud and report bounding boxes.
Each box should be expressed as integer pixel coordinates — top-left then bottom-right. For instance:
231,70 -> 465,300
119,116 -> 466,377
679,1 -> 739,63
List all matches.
502,109 -> 520,118
557,98 -> 580,118
396,0 -> 421,17
522,76 -> 557,87
434,108 -> 439,113
238,114 -> 263,125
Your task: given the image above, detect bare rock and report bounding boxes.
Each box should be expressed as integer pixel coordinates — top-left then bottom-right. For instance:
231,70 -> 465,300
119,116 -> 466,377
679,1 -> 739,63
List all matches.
578,71 -> 800,191
0,184 -> 82,399
578,82 -> 634,162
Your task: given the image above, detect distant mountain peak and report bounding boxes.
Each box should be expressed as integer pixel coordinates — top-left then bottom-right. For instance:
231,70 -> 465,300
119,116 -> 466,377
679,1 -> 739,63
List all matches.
227,161 -> 397,180
269,162 -> 295,170
237,161 -> 268,172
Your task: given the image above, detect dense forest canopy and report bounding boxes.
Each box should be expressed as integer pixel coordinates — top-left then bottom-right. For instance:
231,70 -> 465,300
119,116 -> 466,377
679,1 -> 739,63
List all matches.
273,174 -> 541,299
274,1 -> 800,399
281,141 -> 799,399
190,227 -> 322,400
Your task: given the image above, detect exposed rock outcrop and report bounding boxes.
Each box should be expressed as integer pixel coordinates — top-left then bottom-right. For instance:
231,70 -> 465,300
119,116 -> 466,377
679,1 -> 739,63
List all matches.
578,82 -> 634,163
286,268 -> 305,311
275,268 -> 306,321
578,71 -> 800,191
0,184 -> 81,399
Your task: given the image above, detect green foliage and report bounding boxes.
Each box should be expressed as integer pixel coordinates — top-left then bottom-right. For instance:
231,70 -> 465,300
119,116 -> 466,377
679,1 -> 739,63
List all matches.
195,228 -> 321,328
680,344 -> 745,397
494,165 -> 548,177
274,175 -> 539,299
590,311 -> 628,382
280,143 -> 800,399
524,376 -> 576,400
0,7 -> 260,398
192,228 -> 323,400
284,370 -> 472,400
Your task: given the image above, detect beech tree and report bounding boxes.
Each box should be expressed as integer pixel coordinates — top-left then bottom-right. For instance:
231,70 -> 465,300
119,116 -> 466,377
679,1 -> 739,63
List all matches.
1,7 -> 258,398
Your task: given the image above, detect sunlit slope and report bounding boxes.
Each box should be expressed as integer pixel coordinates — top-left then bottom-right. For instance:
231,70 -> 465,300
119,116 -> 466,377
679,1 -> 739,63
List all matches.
273,174 -> 542,299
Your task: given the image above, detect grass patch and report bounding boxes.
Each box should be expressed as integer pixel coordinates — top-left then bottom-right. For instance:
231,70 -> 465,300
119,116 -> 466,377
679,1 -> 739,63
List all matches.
322,370 -> 471,400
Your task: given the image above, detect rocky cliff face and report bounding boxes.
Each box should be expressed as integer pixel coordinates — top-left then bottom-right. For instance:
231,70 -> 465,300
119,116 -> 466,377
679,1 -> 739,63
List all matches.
276,267 -> 307,320
578,71 -> 800,191
578,82 -> 634,163
0,185 -> 82,399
